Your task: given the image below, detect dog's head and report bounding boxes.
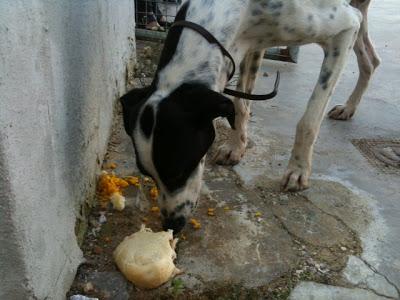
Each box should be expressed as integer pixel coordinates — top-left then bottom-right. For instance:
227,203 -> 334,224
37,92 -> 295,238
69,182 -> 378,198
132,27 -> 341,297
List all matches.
120,83 -> 235,233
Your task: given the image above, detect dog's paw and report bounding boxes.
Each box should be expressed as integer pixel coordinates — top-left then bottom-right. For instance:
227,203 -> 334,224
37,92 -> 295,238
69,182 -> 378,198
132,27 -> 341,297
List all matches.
328,105 -> 355,120
213,143 -> 245,165
281,166 -> 310,192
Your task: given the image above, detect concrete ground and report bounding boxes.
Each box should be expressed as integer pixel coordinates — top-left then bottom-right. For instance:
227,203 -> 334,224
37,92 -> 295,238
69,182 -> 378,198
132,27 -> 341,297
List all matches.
68,1 -> 399,299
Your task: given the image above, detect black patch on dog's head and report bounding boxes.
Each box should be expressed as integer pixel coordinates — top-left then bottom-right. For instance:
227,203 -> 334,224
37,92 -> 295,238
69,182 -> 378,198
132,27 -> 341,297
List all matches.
120,86 -> 153,136
153,83 -> 235,192
120,86 -> 154,176
140,105 -> 154,138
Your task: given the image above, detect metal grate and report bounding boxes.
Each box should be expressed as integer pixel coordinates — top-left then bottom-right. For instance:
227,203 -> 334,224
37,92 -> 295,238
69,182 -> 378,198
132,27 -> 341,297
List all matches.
352,139 -> 400,174
135,0 -> 180,38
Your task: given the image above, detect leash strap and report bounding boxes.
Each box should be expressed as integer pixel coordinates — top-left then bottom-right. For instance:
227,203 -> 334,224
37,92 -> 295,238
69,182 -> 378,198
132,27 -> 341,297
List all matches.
171,20 -> 280,101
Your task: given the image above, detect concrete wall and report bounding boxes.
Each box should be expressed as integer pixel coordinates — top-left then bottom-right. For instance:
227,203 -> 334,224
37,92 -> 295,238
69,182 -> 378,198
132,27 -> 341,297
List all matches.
0,1 -> 136,299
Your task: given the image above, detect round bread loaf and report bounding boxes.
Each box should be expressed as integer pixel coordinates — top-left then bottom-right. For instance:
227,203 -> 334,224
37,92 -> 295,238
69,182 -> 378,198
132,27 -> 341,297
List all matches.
113,225 -> 181,289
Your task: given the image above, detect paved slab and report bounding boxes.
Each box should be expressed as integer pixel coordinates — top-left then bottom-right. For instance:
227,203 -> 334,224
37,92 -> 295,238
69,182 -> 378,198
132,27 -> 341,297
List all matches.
343,256 -> 399,299
290,282 -> 389,300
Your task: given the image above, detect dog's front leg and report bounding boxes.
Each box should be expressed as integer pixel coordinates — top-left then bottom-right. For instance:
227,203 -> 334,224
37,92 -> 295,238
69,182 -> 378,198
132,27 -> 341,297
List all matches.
215,50 -> 265,165
214,97 -> 251,165
282,25 -> 360,191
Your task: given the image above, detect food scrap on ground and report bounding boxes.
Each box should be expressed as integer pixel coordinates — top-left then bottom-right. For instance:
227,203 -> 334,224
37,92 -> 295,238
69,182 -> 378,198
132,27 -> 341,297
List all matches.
113,225 -> 181,289
97,171 -> 140,210
255,212 -> 262,217
125,176 -> 140,187
150,206 -> 160,213
110,192 -> 126,211
149,186 -> 159,200
207,208 -> 215,216
189,218 -> 201,230
104,162 -> 117,169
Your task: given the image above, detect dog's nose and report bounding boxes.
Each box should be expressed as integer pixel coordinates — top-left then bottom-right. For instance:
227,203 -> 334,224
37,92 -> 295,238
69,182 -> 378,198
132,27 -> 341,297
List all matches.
162,216 -> 186,233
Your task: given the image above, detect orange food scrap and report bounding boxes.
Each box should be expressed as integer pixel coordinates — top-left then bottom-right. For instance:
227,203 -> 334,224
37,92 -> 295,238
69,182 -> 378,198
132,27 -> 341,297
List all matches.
126,176 -> 140,187
142,217 -> 149,223
97,171 -> 130,208
106,162 -> 117,169
189,218 -> 201,230
149,186 -> 159,200
255,212 -> 262,217
207,208 -> 215,216
143,177 -> 153,184
150,206 -> 160,213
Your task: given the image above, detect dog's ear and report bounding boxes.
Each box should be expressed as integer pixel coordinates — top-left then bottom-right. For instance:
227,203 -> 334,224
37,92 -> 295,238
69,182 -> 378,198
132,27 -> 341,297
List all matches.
120,87 -> 152,135
200,89 -> 236,129
179,85 -> 236,129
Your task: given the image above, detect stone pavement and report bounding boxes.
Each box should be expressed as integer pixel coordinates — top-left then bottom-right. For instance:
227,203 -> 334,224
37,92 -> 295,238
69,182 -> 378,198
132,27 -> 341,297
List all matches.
68,1 -> 400,299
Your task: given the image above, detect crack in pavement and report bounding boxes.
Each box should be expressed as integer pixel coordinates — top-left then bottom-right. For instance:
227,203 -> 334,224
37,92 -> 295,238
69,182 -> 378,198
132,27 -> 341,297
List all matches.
359,256 -> 400,299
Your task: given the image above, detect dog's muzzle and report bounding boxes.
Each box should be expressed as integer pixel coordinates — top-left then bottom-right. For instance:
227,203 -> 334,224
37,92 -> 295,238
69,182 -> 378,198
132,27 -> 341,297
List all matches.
162,216 -> 186,233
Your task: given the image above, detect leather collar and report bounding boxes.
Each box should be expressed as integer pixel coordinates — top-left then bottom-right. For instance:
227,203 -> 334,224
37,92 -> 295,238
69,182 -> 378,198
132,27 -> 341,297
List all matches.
171,20 -> 280,101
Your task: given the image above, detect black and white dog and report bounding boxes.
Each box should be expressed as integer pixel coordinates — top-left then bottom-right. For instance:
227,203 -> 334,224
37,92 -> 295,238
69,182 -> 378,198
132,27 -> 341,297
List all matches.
121,0 -> 379,232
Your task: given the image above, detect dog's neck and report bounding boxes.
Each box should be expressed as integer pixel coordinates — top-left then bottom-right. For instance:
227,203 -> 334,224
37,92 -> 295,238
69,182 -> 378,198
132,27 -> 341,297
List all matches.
152,2 -> 248,99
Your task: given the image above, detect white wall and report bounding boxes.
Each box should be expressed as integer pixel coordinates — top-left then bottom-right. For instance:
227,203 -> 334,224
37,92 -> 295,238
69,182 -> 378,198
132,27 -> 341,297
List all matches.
0,1 -> 136,298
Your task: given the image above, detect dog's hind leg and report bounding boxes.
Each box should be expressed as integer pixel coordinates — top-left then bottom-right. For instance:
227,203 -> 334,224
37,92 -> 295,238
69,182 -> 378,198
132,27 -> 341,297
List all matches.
328,0 -> 380,120
214,50 -> 265,165
282,18 -> 361,191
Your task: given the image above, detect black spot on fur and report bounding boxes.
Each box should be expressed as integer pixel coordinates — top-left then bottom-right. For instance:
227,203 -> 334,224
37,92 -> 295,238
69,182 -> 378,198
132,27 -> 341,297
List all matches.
175,202 -> 186,213
140,105 -> 154,138
252,9 -> 263,16
262,0 -> 284,10
198,62 -> 210,73
250,64 -> 259,74
333,47 -> 340,57
320,67 -> 332,90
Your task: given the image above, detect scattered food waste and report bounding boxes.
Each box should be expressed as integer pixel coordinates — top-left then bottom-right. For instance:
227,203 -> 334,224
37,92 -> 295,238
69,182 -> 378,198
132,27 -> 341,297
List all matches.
104,162 -> 117,169
110,193 -> 126,211
149,186 -> 159,200
97,171 -> 143,210
189,218 -> 201,230
207,208 -> 215,216
125,176 -> 140,187
150,206 -> 160,213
